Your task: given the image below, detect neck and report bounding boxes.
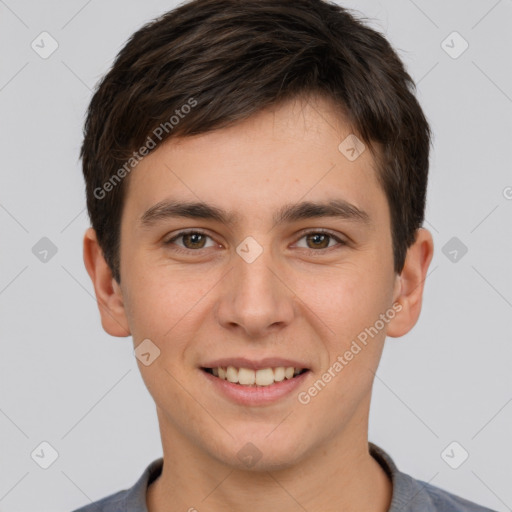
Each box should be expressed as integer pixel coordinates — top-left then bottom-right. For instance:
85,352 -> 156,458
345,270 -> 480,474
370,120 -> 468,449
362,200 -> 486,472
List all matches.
147,414 -> 392,512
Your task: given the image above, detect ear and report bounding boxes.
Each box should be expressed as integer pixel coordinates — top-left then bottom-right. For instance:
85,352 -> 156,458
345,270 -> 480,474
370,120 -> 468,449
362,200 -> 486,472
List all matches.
83,227 -> 131,337
386,228 -> 434,338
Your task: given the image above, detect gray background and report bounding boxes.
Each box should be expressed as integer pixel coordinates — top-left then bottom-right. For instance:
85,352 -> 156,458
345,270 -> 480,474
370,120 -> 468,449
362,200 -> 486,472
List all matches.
0,0 -> 511,511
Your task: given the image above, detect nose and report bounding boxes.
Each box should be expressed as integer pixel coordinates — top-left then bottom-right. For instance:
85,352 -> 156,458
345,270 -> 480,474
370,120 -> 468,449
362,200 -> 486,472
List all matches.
215,246 -> 296,338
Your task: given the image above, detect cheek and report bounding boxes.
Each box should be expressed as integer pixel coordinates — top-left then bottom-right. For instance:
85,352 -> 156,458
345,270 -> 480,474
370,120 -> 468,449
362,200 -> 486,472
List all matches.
123,262 -> 215,339
293,263 -> 391,336
291,261 -> 394,402
123,266 -> 222,393
294,272 -> 390,426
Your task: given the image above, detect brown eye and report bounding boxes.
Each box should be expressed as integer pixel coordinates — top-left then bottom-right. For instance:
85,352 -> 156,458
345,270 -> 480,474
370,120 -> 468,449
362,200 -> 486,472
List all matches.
294,230 -> 346,251
165,230 -> 216,251
182,232 -> 207,249
305,233 -> 331,249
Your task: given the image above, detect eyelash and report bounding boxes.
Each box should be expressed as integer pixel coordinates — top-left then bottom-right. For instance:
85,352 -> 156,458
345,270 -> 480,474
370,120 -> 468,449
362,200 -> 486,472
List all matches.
164,229 -> 347,254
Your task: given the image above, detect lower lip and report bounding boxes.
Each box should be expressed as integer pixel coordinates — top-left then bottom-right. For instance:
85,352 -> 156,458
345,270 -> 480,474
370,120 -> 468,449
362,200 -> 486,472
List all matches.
201,369 -> 310,406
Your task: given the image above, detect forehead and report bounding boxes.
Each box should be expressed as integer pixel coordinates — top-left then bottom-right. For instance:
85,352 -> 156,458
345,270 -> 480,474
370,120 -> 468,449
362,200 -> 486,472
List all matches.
122,96 -> 387,227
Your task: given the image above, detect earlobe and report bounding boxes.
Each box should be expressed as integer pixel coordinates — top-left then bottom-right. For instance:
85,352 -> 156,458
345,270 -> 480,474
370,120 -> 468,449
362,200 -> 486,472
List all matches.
83,227 -> 131,337
386,228 -> 434,338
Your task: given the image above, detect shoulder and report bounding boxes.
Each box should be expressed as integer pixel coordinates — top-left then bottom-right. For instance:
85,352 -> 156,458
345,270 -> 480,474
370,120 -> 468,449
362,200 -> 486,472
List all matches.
71,490 -> 127,512
393,469 -> 497,512
369,443 -> 497,512
417,477 -> 497,512
70,457 -> 164,512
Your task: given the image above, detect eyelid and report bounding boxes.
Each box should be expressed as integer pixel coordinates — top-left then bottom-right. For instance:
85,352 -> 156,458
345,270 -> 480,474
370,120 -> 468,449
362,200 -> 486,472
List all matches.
294,227 -> 346,241
164,228 -> 347,252
165,228 -> 217,247
292,228 -> 347,249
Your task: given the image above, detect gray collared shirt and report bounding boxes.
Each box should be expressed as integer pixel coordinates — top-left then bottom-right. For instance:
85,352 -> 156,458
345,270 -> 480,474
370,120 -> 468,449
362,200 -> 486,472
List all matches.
71,442 -> 497,511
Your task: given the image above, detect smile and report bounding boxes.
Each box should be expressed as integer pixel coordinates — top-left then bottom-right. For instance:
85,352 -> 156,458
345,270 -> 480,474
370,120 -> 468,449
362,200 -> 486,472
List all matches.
203,366 -> 309,387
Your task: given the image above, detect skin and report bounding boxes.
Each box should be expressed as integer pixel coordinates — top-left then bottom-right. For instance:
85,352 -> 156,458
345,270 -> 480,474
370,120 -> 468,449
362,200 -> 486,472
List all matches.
84,94 -> 434,512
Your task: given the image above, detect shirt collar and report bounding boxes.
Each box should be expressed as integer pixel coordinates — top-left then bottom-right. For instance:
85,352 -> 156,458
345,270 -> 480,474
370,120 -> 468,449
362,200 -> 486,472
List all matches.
119,442 -> 430,512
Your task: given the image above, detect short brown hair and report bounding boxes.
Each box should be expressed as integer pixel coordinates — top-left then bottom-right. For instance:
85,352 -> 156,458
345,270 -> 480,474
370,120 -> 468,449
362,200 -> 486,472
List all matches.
81,0 -> 431,283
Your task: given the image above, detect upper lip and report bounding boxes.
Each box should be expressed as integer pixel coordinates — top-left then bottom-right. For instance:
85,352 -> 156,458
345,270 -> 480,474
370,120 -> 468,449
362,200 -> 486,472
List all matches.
201,357 -> 310,371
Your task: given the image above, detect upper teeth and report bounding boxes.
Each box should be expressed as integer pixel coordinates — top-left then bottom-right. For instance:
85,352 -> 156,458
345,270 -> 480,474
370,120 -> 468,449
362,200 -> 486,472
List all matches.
211,366 -> 303,386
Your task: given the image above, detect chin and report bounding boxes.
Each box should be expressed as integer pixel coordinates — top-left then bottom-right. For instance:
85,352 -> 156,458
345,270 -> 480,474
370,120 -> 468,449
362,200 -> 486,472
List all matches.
209,426 -> 310,471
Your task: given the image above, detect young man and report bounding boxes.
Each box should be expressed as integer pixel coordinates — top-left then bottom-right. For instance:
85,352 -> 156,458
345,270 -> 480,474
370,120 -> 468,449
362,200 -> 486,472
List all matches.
75,0 -> 495,511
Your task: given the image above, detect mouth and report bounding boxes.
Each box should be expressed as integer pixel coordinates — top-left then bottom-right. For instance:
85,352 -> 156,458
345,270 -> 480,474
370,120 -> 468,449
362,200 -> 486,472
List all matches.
202,366 -> 310,387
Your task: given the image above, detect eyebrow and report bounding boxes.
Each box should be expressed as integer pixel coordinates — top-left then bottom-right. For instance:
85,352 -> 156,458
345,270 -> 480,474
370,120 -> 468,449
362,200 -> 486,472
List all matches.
139,198 -> 371,228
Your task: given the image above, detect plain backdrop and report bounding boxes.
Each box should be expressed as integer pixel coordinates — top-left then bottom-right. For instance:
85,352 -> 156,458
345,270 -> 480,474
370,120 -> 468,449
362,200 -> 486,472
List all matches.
0,0 -> 511,511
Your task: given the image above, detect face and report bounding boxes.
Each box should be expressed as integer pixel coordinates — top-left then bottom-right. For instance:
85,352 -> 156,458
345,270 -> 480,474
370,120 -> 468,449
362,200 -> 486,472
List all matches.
113,95 -> 404,469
